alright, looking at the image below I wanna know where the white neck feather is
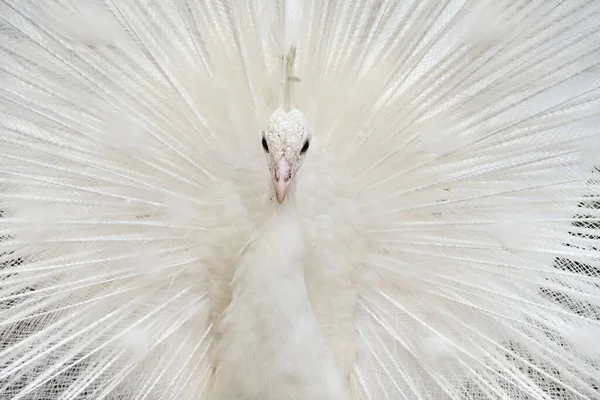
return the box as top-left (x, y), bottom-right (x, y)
top-left (211, 183), bottom-right (348, 400)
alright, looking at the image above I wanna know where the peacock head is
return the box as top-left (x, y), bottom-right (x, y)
top-left (261, 107), bottom-right (311, 204)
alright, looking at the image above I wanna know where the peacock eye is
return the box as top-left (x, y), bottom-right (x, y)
top-left (262, 137), bottom-right (269, 153)
top-left (300, 139), bottom-right (309, 154)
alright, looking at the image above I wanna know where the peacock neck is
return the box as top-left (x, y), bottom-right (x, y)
top-left (215, 180), bottom-right (348, 399)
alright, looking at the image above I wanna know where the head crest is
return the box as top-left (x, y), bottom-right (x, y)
top-left (284, 45), bottom-right (300, 112)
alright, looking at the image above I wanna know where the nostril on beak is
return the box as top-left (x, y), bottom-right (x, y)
top-left (275, 157), bottom-right (292, 182)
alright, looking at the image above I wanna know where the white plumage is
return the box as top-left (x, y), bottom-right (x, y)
top-left (0, 1), bottom-right (599, 399)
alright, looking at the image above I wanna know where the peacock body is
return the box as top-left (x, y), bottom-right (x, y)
top-left (0, 1), bottom-right (599, 399)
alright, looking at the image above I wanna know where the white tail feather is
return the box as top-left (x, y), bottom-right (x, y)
top-left (1, 1), bottom-right (599, 400)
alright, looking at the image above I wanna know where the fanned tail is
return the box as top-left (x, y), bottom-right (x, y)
top-left (0, 1), bottom-right (599, 400)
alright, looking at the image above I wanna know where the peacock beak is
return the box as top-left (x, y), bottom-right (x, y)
top-left (274, 157), bottom-right (291, 204)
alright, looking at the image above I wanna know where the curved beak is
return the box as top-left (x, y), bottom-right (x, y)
top-left (274, 157), bottom-right (292, 204)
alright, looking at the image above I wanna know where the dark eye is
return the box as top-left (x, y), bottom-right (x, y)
top-left (300, 139), bottom-right (309, 154)
top-left (262, 137), bottom-right (269, 153)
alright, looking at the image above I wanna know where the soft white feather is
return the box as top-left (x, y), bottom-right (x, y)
top-left (211, 191), bottom-right (348, 400)
top-left (0, 1), bottom-right (599, 399)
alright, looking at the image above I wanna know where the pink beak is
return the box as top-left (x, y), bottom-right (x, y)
top-left (274, 157), bottom-right (292, 204)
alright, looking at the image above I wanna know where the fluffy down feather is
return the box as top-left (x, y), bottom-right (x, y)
top-left (0, 1), bottom-right (599, 399)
